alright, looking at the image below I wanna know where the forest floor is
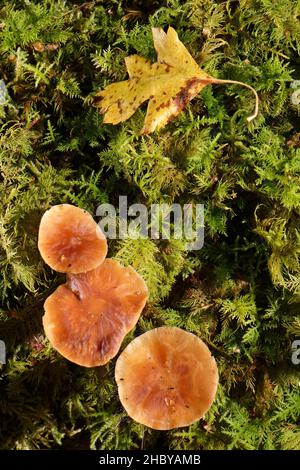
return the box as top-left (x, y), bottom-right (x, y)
top-left (0, 0), bottom-right (300, 450)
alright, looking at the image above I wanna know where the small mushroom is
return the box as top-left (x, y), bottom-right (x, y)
top-left (115, 326), bottom-right (218, 430)
top-left (38, 204), bottom-right (107, 273)
top-left (43, 259), bottom-right (148, 367)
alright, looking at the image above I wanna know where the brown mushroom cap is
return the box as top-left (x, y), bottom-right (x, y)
top-left (115, 326), bottom-right (218, 430)
top-left (43, 259), bottom-right (148, 367)
top-left (38, 204), bottom-right (107, 273)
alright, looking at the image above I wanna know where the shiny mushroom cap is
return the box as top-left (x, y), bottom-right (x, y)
top-left (115, 326), bottom-right (218, 430)
top-left (38, 204), bottom-right (107, 273)
top-left (43, 259), bottom-right (148, 367)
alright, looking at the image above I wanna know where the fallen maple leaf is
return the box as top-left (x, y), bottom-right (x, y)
top-left (95, 27), bottom-right (258, 134)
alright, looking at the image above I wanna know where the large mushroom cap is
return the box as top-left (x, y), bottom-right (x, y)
top-left (43, 259), bottom-right (148, 367)
top-left (38, 204), bottom-right (107, 273)
top-left (115, 326), bottom-right (218, 430)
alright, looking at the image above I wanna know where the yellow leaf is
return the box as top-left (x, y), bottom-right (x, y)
top-left (95, 27), bottom-right (258, 134)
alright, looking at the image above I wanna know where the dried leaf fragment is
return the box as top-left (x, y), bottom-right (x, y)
top-left (95, 27), bottom-right (258, 134)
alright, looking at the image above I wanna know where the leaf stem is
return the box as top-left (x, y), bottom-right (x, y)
top-left (211, 78), bottom-right (259, 122)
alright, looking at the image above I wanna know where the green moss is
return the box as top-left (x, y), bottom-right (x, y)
top-left (0, 0), bottom-right (299, 450)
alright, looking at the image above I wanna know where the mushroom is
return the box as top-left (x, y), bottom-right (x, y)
top-left (38, 204), bottom-right (107, 273)
top-left (115, 326), bottom-right (218, 430)
top-left (43, 259), bottom-right (148, 367)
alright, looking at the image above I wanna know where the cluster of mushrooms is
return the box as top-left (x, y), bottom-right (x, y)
top-left (38, 204), bottom-right (219, 430)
